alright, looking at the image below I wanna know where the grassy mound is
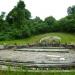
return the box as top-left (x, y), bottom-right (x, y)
top-left (0, 33), bottom-right (75, 45)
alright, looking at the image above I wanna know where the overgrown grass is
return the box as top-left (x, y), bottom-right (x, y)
top-left (0, 64), bottom-right (75, 75)
top-left (0, 70), bottom-right (75, 75)
top-left (0, 32), bottom-right (75, 45)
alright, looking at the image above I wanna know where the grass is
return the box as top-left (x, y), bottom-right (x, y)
top-left (0, 70), bottom-right (75, 75)
top-left (0, 32), bottom-right (75, 45)
top-left (0, 66), bottom-right (75, 75)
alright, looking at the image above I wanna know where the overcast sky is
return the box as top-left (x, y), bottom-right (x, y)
top-left (0, 0), bottom-right (75, 20)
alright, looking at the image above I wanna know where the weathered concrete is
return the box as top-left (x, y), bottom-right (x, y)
top-left (0, 48), bottom-right (75, 68)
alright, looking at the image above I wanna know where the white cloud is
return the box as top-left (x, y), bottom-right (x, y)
top-left (0, 0), bottom-right (75, 20)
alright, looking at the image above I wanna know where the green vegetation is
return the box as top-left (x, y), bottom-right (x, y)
top-left (0, 33), bottom-right (75, 45)
top-left (0, 70), bottom-right (75, 75)
top-left (0, 0), bottom-right (75, 40)
top-left (0, 1), bottom-right (75, 75)
top-left (0, 66), bottom-right (75, 75)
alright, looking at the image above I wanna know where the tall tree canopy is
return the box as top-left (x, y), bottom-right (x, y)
top-left (5, 0), bottom-right (32, 39)
top-left (6, 0), bottom-right (31, 28)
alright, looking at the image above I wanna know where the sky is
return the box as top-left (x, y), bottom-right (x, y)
top-left (0, 0), bottom-right (75, 20)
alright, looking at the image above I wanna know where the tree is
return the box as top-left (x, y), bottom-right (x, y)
top-left (58, 17), bottom-right (75, 33)
top-left (6, 0), bottom-right (31, 38)
top-left (0, 12), bottom-right (9, 32)
top-left (6, 0), bottom-right (31, 28)
top-left (45, 16), bottom-right (56, 25)
top-left (67, 5), bottom-right (75, 15)
top-left (44, 16), bottom-right (56, 31)
top-left (17, 0), bottom-right (25, 9)
top-left (29, 17), bottom-right (50, 34)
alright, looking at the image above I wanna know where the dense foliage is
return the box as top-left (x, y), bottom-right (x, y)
top-left (0, 0), bottom-right (75, 40)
